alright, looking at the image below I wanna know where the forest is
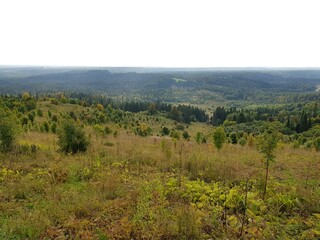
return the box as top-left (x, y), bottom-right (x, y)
top-left (0, 67), bottom-right (319, 239)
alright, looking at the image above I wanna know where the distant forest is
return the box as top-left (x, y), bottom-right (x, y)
top-left (1, 67), bottom-right (320, 105)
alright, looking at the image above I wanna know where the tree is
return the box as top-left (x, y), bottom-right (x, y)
top-left (97, 104), bottom-right (104, 111)
top-left (297, 110), bottom-right (309, 133)
top-left (25, 99), bottom-right (37, 111)
top-left (58, 120), bottom-right (89, 154)
top-left (257, 128), bottom-right (278, 198)
top-left (147, 103), bottom-right (158, 115)
top-left (213, 127), bottom-right (226, 150)
top-left (169, 106), bottom-right (182, 122)
top-left (230, 132), bottom-right (238, 144)
top-left (211, 107), bottom-right (227, 126)
top-left (0, 112), bottom-right (19, 152)
top-left (22, 92), bottom-right (31, 100)
top-left (237, 112), bottom-right (246, 124)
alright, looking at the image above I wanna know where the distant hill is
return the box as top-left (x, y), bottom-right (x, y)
top-left (1, 67), bottom-right (320, 104)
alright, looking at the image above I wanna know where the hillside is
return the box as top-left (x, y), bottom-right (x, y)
top-left (0, 93), bottom-right (319, 239)
top-left (1, 67), bottom-right (320, 106)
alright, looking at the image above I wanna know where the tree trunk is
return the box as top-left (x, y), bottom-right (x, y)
top-left (263, 159), bottom-right (269, 199)
top-left (239, 179), bottom-right (249, 238)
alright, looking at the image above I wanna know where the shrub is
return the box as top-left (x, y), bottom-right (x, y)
top-left (134, 124), bottom-right (152, 137)
top-left (238, 137), bottom-right (246, 146)
top-left (170, 131), bottom-right (180, 140)
top-left (58, 120), bottom-right (89, 154)
top-left (0, 113), bottom-right (19, 152)
top-left (213, 127), bottom-right (226, 150)
top-left (97, 103), bottom-right (104, 111)
top-left (93, 124), bottom-right (104, 135)
top-left (161, 126), bottom-right (170, 136)
top-left (176, 124), bottom-right (185, 131)
top-left (37, 109), bottom-right (43, 117)
top-left (42, 121), bottom-right (50, 133)
top-left (230, 132), bottom-right (238, 144)
top-left (195, 132), bottom-right (206, 144)
top-left (182, 131), bottom-right (190, 140)
top-left (104, 126), bottom-right (113, 135)
top-left (51, 122), bottom-right (57, 133)
top-left (313, 137), bottom-right (320, 151)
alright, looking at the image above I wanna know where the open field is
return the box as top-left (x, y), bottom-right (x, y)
top-left (1, 123), bottom-right (319, 239)
top-left (0, 89), bottom-right (319, 239)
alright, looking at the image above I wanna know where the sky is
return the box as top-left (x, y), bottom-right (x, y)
top-left (0, 0), bottom-right (320, 68)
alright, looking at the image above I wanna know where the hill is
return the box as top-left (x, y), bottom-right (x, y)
top-left (0, 93), bottom-right (319, 239)
top-left (1, 67), bottom-right (320, 106)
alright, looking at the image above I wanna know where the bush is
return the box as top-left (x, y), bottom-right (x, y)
top-left (104, 126), bottom-right (113, 135)
top-left (195, 132), bottom-right (206, 144)
top-left (182, 131), bottom-right (190, 140)
top-left (134, 124), bottom-right (152, 137)
top-left (230, 132), bottom-right (238, 144)
top-left (161, 126), bottom-right (170, 136)
top-left (176, 124), bottom-right (185, 131)
top-left (0, 113), bottom-right (19, 152)
top-left (213, 127), bottom-right (226, 150)
top-left (41, 121), bottom-right (49, 133)
top-left (314, 138), bottom-right (320, 151)
top-left (51, 122), bottom-right (57, 133)
top-left (238, 137), bottom-right (246, 146)
top-left (170, 131), bottom-right (180, 140)
top-left (58, 120), bottom-right (89, 154)
top-left (37, 109), bottom-right (43, 117)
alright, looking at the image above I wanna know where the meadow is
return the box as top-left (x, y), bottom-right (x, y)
top-left (0, 96), bottom-right (319, 239)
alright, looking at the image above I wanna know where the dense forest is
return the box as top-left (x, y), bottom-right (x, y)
top-left (1, 67), bottom-right (320, 105)
top-left (0, 68), bottom-right (319, 239)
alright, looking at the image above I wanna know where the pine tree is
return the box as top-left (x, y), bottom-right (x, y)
top-left (257, 128), bottom-right (278, 198)
top-left (213, 127), bottom-right (226, 150)
top-left (298, 110), bottom-right (309, 132)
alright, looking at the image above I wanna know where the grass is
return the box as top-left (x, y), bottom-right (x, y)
top-left (1, 129), bottom-right (320, 239)
top-left (0, 100), bottom-right (319, 239)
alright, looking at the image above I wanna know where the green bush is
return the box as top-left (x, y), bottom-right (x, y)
top-left (176, 124), bottom-right (185, 131)
top-left (238, 137), bottom-right (246, 146)
top-left (230, 132), bottom-right (238, 144)
top-left (170, 131), bottom-right (180, 140)
top-left (58, 120), bottom-right (89, 154)
top-left (0, 111), bottom-right (19, 152)
top-left (213, 127), bottom-right (226, 150)
top-left (195, 132), bottom-right (206, 144)
top-left (182, 131), bottom-right (190, 140)
top-left (161, 126), bottom-right (170, 136)
top-left (314, 138), bottom-right (320, 151)
top-left (134, 124), bottom-right (152, 137)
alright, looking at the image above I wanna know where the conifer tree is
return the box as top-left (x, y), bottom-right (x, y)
top-left (213, 127), bottom-right (226, 150)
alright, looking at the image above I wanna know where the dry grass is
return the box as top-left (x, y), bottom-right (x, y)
top-left (0, 100), bottom-right (319, 239)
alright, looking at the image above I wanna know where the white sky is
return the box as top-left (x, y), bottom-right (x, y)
top-left (0, 0), bottom-right (320, 68)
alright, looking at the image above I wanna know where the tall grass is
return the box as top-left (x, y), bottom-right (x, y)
top-left (0, 129), bottom-right (319, 239)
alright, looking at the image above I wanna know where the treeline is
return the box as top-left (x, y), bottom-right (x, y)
top-left (0, 93), bottom-right (208, 124)
top-left (66, 93), bottom-right (208, 123)
top-left (211, 103), bottom-right (320, 133)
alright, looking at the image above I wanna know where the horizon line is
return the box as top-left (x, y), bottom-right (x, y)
top-left (1, 64), bottom-right (320, 70)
